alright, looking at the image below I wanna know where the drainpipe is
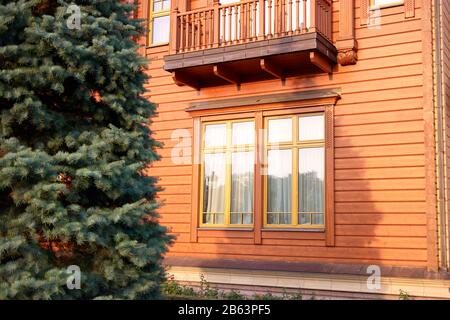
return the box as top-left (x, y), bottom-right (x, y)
top-left (433, 0), bottom-right (448, 271)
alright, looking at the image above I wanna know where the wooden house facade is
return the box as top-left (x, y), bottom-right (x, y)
top-left (136, 0), bottom-right (450, 299)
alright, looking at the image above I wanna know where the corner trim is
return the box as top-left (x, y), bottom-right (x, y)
top-left (423, 0), bottom-right (439, 272)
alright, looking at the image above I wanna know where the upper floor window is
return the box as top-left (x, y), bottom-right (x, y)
top-left (149, 0), bottom-right (171, 45)
top-left (371, 0), bottom-right (404, 8)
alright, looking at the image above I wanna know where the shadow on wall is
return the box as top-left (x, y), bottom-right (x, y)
top-left (150, 57), bottom-right (428, 298)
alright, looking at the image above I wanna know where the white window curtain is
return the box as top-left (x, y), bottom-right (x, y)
top-left (298, 147), bottom-right (324, 225)
top-left (203, 153), bottom-right (226, 224)
top-left (231, 151), bottom-right (254, 224)
top-left (267, 149), bottom-right (292, 224)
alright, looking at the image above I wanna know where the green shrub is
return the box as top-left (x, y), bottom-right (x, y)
top-left (199, 274), bottom-right (220, 298)
top-left (252, 293), bottom-right (283, 300)
top-left (282, 289), bottom-right (303, 300)
top-left (162, 273), bottom-right (305, 300)
top-left (162, 274), bottom-right (197, 297)
top-left (222, 290), bottom-right (246, 300)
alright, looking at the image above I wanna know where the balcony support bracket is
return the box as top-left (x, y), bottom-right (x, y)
top-left (213, 65), bottom-right (240, 87)
top-left (310, 52), bottom-right (332, 74)
top-left (173, 71), bottom-right (200, 91)
top-left (260, 58), bottom-right (285, 81)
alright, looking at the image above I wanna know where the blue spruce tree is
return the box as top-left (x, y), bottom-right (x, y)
top-left (0, 0), bottom-right (171, 299)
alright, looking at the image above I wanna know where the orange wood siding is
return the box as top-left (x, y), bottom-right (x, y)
top-left (144, 0), bottom-right (431, 267)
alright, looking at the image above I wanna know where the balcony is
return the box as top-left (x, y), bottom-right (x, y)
top-left (163, 0), bottom-right (336, 89)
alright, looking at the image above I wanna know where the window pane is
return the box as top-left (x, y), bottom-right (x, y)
top-left (231, 152), bottom-right (254, 224)
top-left (204, 123), bottom-right (227, 148)
top-left (232, 121), bottom-right (254, 145)
top-left (203, 153), bottom-right (226, 224)
top-left (298, 115), bottom-right (324, 141)
top-left (372, 0), bottom-right (402, 6)
top-left (268, 118), bottom-right (292, 143)
top-left (162, 0), bottom-right (171, 10)
top-left (298, 147), bottom-right (324, 225)
top-left (152, 15), bottom-right (170, 44)
top-left (153, 0), bottom-right (163, 12)
top-left (267, 149), bottom-right (292, 224)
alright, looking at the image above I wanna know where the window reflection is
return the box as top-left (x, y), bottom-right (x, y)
top-left (153, 0), bottom-right (171, 12)
top-left (232, 121), bottom-right (254, 146)
top-left (152, 15), bottom-right (170, 44)
top-left (268, 118), bottom-right (292, 143)
top-left (372, 0), bottom-right (403, 7)
top-left (298, 115), bottom-right (324, 141)
top-left (204, 123), bottom-right (227, 148)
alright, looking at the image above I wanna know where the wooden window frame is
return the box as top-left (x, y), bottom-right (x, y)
top-left (263, 113), bottom-right (325, 230)
top-left (199, 118), bottom-right (255, 229)
top-left (148, 0), bottom-right (171, 46)
top-left (361, 0), bottom-right (415, 26)
top-left (369, 0), bottom-right (404, 10)
top-left (189, 95), bottom-right (337, 246)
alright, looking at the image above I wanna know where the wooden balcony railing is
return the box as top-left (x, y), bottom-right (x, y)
top-left (169, 0), bottom-right (332, 54)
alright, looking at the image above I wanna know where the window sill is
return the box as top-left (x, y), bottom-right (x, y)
top-left (262, 228), bottom-right (325, 232)
top-left (147, 42), bottom-right (169, 49)
top-left (197, 227), bottom-right (254, 231)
